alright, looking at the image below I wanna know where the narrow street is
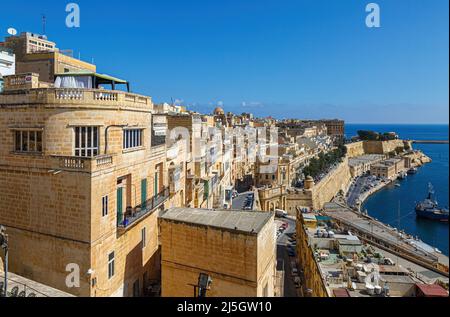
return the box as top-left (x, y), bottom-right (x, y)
top-left (231, 191), bottom-right (254, 210)
top-left (275, 217), bottom-right (301, 297)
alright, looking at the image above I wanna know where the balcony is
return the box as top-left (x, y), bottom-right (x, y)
top-left (118, 187), bottom-right (169, 230)
top-left (0, 85), bottom-right (153, 112)
top-left (51, 154), bottom-right (114, 173)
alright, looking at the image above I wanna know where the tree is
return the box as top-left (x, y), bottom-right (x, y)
top-left (357, 130), bottom-right (380, 141)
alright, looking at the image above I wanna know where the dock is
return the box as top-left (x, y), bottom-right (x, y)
top-left (412, 140), bottom-right (449, 144)
top-left (323, 202), bottom-right (449, 278)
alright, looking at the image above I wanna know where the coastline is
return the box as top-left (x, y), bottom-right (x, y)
top-left (339, 149), bottom-right (450, 268)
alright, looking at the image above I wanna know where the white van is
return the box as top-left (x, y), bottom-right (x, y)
top-left (275, 209), bottom-right (288, 218)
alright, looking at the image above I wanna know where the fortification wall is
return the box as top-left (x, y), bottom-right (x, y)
top-left (363, 140), bottom-right (408, 154)
top-left (346, 142), bottom-right (365, 158)
top-left (310, 158), bottom-right (352, 210)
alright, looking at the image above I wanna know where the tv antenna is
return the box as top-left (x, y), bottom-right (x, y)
top-left (42, 14), bottom-right (46, 35)
top-left (7, 27), bottom-right (17, 36)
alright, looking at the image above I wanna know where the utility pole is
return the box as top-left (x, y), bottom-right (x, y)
top-left (0, 226), bottom-right (8, 297)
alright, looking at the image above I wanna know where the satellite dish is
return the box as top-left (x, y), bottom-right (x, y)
top-left (7, 28), bottom-right (17, 36)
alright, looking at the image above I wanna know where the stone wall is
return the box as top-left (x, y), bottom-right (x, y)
top-left (285, 159), bottom-right (352, 212)
top-left (346, 141), bottom-right (365, 158)
top-left (159, 216), bottom-right (275, 297)
top-left (310, 158), bottom-right (352, 210)
top-left (363, 140), bottom-right (408, 155)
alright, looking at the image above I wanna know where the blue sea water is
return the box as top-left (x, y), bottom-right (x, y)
top-left (346, 124), bottom-right (449, 255)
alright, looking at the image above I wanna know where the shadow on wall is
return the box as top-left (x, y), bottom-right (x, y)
top-left (123, 243), bottom-right (161, 297)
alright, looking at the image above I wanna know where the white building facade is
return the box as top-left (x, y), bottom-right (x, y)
top-left (0, 47), bottom-right (16, 92)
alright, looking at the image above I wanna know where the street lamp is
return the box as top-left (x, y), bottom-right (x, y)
top-left (0, 226), bottom-right (8, 297)
top-left (190, 273), bottom-right (213, 297)
top-left (197, 273), bottom-right (213, 298)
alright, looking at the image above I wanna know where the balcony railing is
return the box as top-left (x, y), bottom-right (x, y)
top-left (0, 87), bottom-right (153, 111)
top-left (118, 187), bottom-right (169, 230)
top-left (51, 154), bottom-right (114, 172)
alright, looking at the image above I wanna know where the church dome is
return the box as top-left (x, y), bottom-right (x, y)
top-left (213, 107), bottom-right (225, 115)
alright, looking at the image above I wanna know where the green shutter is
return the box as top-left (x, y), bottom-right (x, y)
top-left (117, 187), bottom-right (123, 225)
top-left (141, 179), bottom-right (148, 208)
top-left (203, 180), bottom-right (209, 200)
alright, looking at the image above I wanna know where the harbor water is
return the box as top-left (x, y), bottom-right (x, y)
top-left (346, 124), bottom-right (449, 255)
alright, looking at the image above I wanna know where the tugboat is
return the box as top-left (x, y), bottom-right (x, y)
top-left (415, 183), bottom-right (449, 222)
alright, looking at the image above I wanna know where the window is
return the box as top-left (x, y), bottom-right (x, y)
top-left (14, 130), bottom-right (43, 153)
top-left (108, 252), bottom-right (115, 279)
top-left (141, 227), bottom-right (147, 249)
top-left (74, 127), bottom-right (99, 157)
top-left (102, 196), bottom-right (109, 217)
top-left (123, 129), bottom-right (143, 150)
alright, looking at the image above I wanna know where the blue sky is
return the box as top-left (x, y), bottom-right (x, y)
top-left (1, 0), bottom-right (449, 123)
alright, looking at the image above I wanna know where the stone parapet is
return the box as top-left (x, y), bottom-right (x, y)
top-left (0, 87), bottom-right (153, 112)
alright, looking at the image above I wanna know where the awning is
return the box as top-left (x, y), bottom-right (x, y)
top-left (54, 72), bottom-right (130, 91)
top-left (55, 72), bottom-right (128, 84)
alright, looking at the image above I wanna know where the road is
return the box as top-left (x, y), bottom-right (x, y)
top-left (347, 175), bottom-right (384, 209)
top-left (347, 176), bottom-right (368, 208)
top-left (275, 217), bottom-right (300, 297)
top-left (231, 191), bottom-right (254, 210)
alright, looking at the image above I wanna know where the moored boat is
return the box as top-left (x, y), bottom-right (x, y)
top-left (415, 183), bottom-right (449, 222)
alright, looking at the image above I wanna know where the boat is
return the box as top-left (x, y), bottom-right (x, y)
top-left (398, 171), bottom-right (407, 180)
top-left (395, 184), bottom-right (401, 188)
top-left (415, 183), bottom-right (449, 222)
top-left (407, 167), bottom-right (418, 175)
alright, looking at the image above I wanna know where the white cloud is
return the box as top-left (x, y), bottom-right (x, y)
top-left (241, 101), bottom-right (264, 108)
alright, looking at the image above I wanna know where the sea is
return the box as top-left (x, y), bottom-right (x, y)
top-left (346, 124), bottom-right (449, 255)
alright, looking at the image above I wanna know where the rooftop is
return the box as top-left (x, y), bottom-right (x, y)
top-left (160, 207), bottom-right (273, 234)
top-left (0, 271), bottom-right (74, 297)
top-left (416, 283), bottom-right (448, 297)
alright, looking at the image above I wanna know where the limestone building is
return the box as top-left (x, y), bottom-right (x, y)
top-left (3, 32), bottom-right (96, 83)
top-left (0, 72), bottom-right (168, 297)
top-left (159, 208), bottom-right (276, 297)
